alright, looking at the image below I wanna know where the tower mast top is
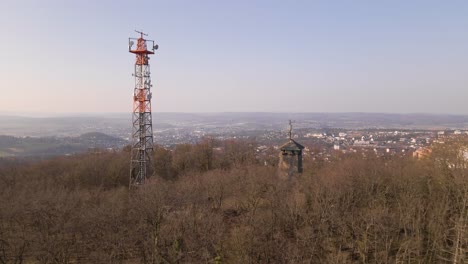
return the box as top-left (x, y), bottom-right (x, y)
top-left (135, 30), bottom-right (148, 38)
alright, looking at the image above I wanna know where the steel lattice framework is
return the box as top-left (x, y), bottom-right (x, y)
top-left (128, 31), bottom-right (158, 188)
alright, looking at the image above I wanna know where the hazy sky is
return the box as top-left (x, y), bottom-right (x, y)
top-left (1, 0), bottom-right (468, 114)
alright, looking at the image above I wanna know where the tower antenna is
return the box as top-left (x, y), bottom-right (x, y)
top-left (128, 31), bottom-right (158, 188)
top-left (135, 30), bottom-right (148, 37)
top-left (288, 120), bottom-right (293, 140)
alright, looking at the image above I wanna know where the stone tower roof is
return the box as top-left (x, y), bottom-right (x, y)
top-left (280, 139), bottom-right (305, 151)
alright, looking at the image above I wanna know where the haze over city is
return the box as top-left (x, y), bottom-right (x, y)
top-left (1, 0), bottom-right (468, 114)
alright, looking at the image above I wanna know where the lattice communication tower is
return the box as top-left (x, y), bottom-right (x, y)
top-left (128, 31), bottom-right (158, 188)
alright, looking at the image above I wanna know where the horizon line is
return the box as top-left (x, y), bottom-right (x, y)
top-left (1, 111), bottom-right (468, 118)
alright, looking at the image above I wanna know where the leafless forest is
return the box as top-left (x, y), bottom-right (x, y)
top-left (0, 138), bottom-right (467, 263)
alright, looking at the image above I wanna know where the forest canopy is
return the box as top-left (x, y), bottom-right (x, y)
top-left (0, 138), bottom-right (467, 263)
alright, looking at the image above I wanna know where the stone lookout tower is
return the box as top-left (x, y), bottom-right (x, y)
top-left (278, 120), bottom-right (304, 180)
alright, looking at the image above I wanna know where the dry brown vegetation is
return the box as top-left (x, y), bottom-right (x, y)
top-left (0, 138), bottom-right (467, 263)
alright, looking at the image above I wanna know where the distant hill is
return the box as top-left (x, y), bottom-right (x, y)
top-left (1, 112), bottom-right (468, 138)
top-left (0, 133), bottom-right (127, 158)
top-left (79, 132), bottom-right (122, 141)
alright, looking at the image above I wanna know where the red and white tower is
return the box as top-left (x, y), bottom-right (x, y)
top-left (128, 31), bottom-right (158, 188)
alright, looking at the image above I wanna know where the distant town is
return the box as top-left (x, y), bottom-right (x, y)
top-left (0, 112), bottom-right (467, 159)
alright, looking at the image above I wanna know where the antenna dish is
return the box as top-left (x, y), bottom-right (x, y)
top-left (129, 41), bottom-right (134, 47)
top-left (153, 44), bottom-right (159, 50)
